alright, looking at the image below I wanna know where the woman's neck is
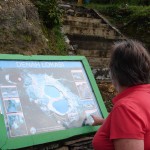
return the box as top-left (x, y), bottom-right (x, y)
top-left (117, 86), bottom-right (127, 94)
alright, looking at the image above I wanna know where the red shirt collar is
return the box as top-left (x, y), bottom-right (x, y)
top-left (112, 84), bottom-right (150, 105)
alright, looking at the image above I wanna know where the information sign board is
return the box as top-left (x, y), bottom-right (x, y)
top-left (0, 54), bottom-right (108, 149)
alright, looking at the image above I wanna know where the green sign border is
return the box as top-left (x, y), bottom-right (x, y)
top-left (0, 54), bottom-right (108, 149)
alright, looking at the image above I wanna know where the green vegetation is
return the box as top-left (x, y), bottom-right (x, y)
top-left (41, 25), bottom-right (68, 55)
top-left (90, 0), bottom-right (149, 5)
top-left (86, 3), bottom-right (150, 49)
top-left (86, 4), bottom-right (150, 25)
top-left (35, 0), bottom-right (62, 28)
top-left (32, 0), bottom-right (68, 55)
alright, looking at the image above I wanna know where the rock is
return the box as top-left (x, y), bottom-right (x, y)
top-left (0, 0), bottom-right (52, 55)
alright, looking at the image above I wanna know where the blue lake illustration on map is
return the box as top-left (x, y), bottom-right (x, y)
top-left (22, 73), bottom-right (83, 128)
top-left (45, 86), bottom-right (69, 114)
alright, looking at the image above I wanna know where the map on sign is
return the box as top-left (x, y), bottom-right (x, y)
top-left (0, 60), bottom-right (102, 138)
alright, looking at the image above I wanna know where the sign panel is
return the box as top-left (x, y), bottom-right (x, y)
top-left (0, 54), bottom-right (108, 149)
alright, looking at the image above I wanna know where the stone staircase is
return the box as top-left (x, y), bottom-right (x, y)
top-left (60, 4), bottom-right (126, 81)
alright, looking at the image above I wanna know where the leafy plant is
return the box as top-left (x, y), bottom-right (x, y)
top-left (31, 0), bottom-right (67, 55)
top-left (41, 25), bottom-right (67, 55)
top-left (88, 0), bottom-right (149, 5)
top-left (35, 0), bottom-right (63, 28)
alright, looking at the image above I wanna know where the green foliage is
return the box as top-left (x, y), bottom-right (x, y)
top-left (52, 27), bottom-right (68, 55)
top-left (86, 4), bottom-right (150, 24)
top-left (41, 25), bottom-right (67, 55)
top-left (128, 6), bottom-right (150, 20)
top-left (31, 0), bottom-right (67, 55)
top-left (23, 34), bottom-right (32, 42)
top-left (86, 3), bottom-right (150, 49)
top-left (90, 0), bottom-right (149, 5)
top-left (35, 0), bottom-right (62, 28)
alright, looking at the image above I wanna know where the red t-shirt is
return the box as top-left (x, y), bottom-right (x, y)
top-left (92, 84), bottom-right (150, 150)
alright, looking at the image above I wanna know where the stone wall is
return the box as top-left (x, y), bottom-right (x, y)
top-left (0, 0), bottom-right (52, 55)
top-left (61, 4), bottom-right (125, 81)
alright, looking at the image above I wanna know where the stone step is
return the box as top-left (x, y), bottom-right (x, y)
top-left (63, 19), bottom-right (108, 28)
top-left (64, 136), bottom-right (93, 150)
top-left (63, 16), bottom-right (103, 24)
top-left (68, 34), bottom-right (115, 41)
top-left (76, 49), bottom-right (111, 58)
top-left (62, 25), bottom-right (122, 39)
top-left (63, 16), bottom-right (108, 29)
top-left (70, 39), bottom-right (112, 50)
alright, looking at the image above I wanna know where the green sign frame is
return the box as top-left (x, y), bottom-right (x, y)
top-left (0, 54), bottom-right (108, 149)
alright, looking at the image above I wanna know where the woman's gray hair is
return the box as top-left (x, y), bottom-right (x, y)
top-left (109, 40), bottom-right (150, 87)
